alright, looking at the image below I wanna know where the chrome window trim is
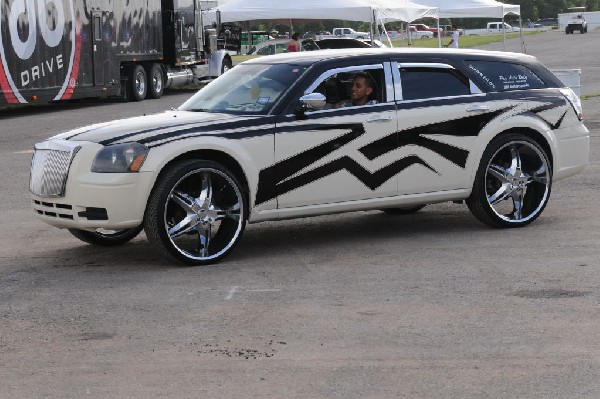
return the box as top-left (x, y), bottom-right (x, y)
top-left (383, 62), bottom-right (394, 103)
top-left (397, 93), bottom-right (488, 105)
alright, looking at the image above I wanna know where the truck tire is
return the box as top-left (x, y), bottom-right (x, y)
top-left (145, 63), bottom-right (164, 99)
top-left (128, 65), bottom-right (147, 102)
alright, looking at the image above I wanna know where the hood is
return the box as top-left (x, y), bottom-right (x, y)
top-left (51, 111), bottom-right (270, 146)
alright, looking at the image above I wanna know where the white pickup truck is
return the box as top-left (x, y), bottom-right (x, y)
top-left (330, 28), bottom-right (370, 39)
top-left (464, 22), bottom-right (520, 36)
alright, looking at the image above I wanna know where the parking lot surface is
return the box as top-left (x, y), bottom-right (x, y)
top-left (1, 29), bottom-right (599, 398)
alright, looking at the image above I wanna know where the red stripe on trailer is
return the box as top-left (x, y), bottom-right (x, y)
top-left (61, 15), bottom-right (82, 100)
top-left (0, 55), bottom-right (18, 104)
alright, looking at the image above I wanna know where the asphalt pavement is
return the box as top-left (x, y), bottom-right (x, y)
top-left (0, 29), bottom-right (599, 398)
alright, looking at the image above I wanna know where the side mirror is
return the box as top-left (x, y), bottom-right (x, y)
top-left (299, 93), bottom-right (326, 110)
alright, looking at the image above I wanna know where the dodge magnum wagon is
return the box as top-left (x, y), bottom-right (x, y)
top-left (29, 49), bottom-right (589, 265)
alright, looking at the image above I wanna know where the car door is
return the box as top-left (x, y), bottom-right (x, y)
top-left (390, 61), bottom-right (500, 195)
top-left (271, 61), bottom-right (398, 209)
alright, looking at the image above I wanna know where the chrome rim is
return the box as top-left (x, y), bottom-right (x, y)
top-left (164, 168), bottom-right (244, 261)
top-left (485, 141), bottom-right (550, 223)
top-left (136, 71), bottom-right (146, 96)
top-left (152, 70), bottom-right (162, 93)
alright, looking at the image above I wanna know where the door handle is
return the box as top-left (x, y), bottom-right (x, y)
top-left (466, 105), bottom-right (490, 112)
top-left (366, 115), bottom-right (392, 123)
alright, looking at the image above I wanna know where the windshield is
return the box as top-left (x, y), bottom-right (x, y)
top-left (180, 63), bottom-right (309, 114)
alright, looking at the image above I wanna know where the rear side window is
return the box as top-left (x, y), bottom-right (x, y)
top-left (399, 67), bottom-right (470, 100)
top-left (466, 61), bottom-right (546, 92)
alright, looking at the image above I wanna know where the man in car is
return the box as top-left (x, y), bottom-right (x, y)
top-left (336, 73), bottom-right (378, 107)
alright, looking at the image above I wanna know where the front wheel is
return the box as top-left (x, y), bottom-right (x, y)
top-left (68, 226), bottom-right (143, 246)
top-left (466, 134), bottom-right (552, 228)
top-left (144, 160), bottom-right (247, 266)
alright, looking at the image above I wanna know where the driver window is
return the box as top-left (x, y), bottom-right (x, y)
top-left (310, 66), bottom-right (387, 108)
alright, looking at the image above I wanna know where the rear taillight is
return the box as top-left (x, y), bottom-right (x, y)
top-left (559, 87), bottom-right (583, 121)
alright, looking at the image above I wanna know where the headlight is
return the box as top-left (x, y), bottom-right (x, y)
top-left (91, 143), bottom-right (149, 173)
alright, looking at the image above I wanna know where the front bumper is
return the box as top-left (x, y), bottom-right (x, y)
top-left (30, 141), bottom-right (156, 231)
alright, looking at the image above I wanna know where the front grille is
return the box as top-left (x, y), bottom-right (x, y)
top-left (29, 141), bottom-right (80, 197)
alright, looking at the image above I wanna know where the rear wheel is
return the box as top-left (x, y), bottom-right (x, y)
top-left (466, 134), bottom-right (551, 228)
top-left (145, 63), bottom-right (164, 99)
top-left (68, 226), bottom-right (143, 246)
top-left (144, 160), bottom-right (247, 266)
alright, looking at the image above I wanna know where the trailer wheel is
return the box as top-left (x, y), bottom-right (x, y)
top-left (128, 65), bottom-right (147, 101)
top-left (145, 63), bottom-right (164, 99)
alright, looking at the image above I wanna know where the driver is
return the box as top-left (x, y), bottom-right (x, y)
top-left (335, 73), bottom-right (378, 108)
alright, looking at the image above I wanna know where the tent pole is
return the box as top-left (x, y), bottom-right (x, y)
top-left (436, 17), bottom-right (441, 48)
top-left (502, 8), bottom-right (506, 51)
top-left (371, 10), bottom-right (375, 43)
top-left (519, 15), bottom-right (525, 53)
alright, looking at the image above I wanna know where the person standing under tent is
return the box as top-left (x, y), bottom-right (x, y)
top-left (444, 25), bottom-right (459, 48)
top-left (288, 33), bottom-right (301, 52)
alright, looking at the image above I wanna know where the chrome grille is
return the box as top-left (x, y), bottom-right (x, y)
top-left (29, 141), bottom-right (80, 197)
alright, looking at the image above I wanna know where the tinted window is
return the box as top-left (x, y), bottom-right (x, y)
top-left (466, 61), bottom-right (546, 92)
top-left (400, 67), bottom-right (470, 100)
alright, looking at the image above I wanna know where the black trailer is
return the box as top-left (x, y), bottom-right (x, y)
top-left (0, 0), bottom-right (231, 105)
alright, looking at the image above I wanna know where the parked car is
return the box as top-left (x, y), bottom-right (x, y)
top-left (314, 38), bottom-right (372, 49)
top-left (302, 31), bottom-right (331, 39)
top-left (29, 49), bottom-right (589, 265)
top-left (246, 38), bottom-right (319, 55)
top-left (536, 18), bottom-right (558, 27)
top-left (400, 26), bottom-right (434, 39)
top-left (358, 39), bottom-right (388, 48)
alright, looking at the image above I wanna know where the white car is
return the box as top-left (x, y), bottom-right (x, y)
top-left (30, 49), bottom-right (589, 265)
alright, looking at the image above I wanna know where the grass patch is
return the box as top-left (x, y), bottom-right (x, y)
top-left (580, 93), bottom-right (600, 100)
top-left (391, 31), bottom-right (542, 48)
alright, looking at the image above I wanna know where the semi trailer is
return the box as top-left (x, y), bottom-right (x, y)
top-left (0, 0), bottom-right (231, 105)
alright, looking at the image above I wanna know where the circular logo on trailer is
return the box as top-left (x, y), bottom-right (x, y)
top-left (0, 0), bottom-right (77, 103)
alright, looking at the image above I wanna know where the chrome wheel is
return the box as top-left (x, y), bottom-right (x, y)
top-left (146, 63), bottom-right (164, 99)
top-left (128, 65), bottom-right (147, 101)
top-left (467, 134), bottom-right (551, 228)
top-left (145, 161), bottom-right (246, 265)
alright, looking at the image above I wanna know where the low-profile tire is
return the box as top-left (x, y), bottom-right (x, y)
top-left (144, 160), bottom-right (247, 266)
top-left (382, 205), bottom-right (426, 215)
top-left (68, 226), bottom-right (143, 246)
top-left (466, 134), bottom-right (552, 228)
top-left (221, 57), bottom-right (232, 75)
top-left (145, 63), bottom-right (164, 99)
top-left (128, 64), bottom-right (147, 101)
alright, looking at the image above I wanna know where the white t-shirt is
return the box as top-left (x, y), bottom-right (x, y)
top-left (450, 31), bottom-right (459, 48)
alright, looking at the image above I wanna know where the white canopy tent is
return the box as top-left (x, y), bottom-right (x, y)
top-left (206, 0), bottom-right (438, 24)
top-left (415, 0), bottom-right (519, 18)
top-left (415, 0), bottom-right (522, 50)
top-left (204, 0), bottom-right (438, 47)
